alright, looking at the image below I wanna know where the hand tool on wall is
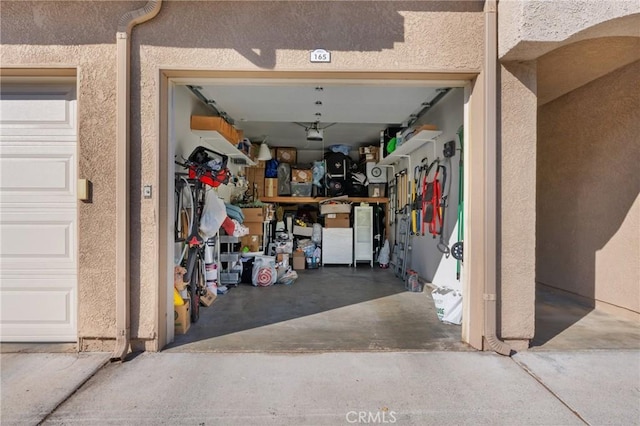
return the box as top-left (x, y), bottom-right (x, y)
top-left (411, 165), bottom-right (420, 235)
top-left (436, 156), bottom-right (451, 255)
top-left (451, 126), bottom-right (465, 279)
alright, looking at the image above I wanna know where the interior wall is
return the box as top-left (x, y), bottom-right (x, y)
top-left (173, 85), bottom-right (245, 203)
top-left (401, 88), bottom-right (464, 291)
top-left (537, 59), bottom-right (640, 315)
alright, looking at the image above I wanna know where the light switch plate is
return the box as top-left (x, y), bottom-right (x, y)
top-left (143, 185), bottom-right (153, 199)
top-left (78, 179), bottom-right (90, 201)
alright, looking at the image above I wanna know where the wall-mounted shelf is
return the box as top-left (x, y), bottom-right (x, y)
top-left (192, 130), bottom-right (256, 166)
top-left (377, 129), bottom-right (442, 165)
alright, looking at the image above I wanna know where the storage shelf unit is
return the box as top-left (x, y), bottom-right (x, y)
top-left (378, 129), bottom-right (442, 165)
top-left (219, 234), bottom-right (241, 286)
top-left (192, 130), bottom-right (256, 166)
top-left (260, 196), bottom-right (388, 204)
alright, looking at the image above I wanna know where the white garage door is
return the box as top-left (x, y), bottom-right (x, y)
top-left (0, 82), bottom-right (78, 342)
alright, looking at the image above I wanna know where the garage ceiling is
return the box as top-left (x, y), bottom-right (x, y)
top-left (188, 82), bottom-right (448, 149)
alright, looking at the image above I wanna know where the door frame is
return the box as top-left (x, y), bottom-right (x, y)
top-left (156, 70), bottom-right (486, 351)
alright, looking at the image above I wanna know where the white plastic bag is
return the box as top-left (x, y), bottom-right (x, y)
top-left (378, 239), bottom-right (390, 266)
top-left (431, 287), bottom-right (463, 325)
top-left (199, 189), bottom-right (227, 239)
top-left (252, 256), bottom-right (277, 287)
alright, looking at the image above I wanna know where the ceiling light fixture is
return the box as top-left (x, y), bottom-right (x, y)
top-left (257, 139), bottom-right (272, 161)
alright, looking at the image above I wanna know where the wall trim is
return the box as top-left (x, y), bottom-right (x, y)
top-left (156, 69), bottom-right (485, 351)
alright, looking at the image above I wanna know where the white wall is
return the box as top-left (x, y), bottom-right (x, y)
top-left (401, 89), bottom-right (464, 291)
top-left (173, 85), bottom-right (246, 202)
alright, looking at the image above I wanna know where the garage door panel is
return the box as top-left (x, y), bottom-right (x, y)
top-left (0, 278), bottom-right (76, 341)
top-left (0, 146), bottom-right (76, 204)
top-left (0, 82), bottom-right (77, 342)
top-left (0, 213), bottom-right (75, 270)
top-left (0, 87), bottom-right (76, 137)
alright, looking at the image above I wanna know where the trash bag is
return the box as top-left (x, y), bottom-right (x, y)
top-left (252, 256), bottom-right (277, 287)
top-left (199, 189), bottom-right (226, 239)
top-left (312, 161), bottom-right (325, 187)
top-left (277, 268), bottom-right (298, 285)
top-left (431, 287), bottom-right (463, 325)
top-left (378, 239), bottom-right (390, 267)
top-left (311, 223), bottom-right (322, 244)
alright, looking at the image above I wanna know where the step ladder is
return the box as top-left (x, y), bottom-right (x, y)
top-left (393, 212), bottom-right (411, 281)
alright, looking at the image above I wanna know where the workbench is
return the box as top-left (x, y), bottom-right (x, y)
top-left (259, 196), bottom-right (390, 241)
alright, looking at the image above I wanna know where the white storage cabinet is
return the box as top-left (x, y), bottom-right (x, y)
top-left (354, 206), bottom-right (373, 267)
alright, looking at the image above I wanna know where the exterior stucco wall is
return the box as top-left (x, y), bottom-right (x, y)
top-left (499, 0), bottom-right (640, 61)
top-left (537, 60), bottom-right (640, 315)
top-left (2, 1), bottom-right (487, 349)
top-left (1, 1), bottom-right (140, 348)
top-left (498, 61), bottom-right (537, 342)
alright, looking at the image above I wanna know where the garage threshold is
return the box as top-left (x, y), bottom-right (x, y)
top-left (164, 267), bottom-right (470, 353)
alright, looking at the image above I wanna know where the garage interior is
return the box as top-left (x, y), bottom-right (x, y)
top-left (167, 79), bottom-right (468, 351)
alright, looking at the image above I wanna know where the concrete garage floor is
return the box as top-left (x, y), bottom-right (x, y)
top-left (165, 266), bottom-right (469, 352)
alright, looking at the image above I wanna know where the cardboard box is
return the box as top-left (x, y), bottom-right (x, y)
top-left (325, 213), bottom-right (350, 228)
top-left (265, 178), bottom-right (278, 197)
top-left (241, 235), bottom-right (262, 252)
top-left (246, 167), bottom-right (265, 198)
top-left (174, 298), bottom-right (191, 334)
top-left (292, 168), bottom-right (312, 183)
top-left (200, 288), bottom-right (217, 307)
top-left (242, 207), bottom-right (264, 223)
top-left (190, 115), bottom-right (239, 144)
top-left (319, 203), bottom-right (352, 214)
top-left (368, 183), bottom-right (386, 198)
top-left (359, 146), bottom-right (380, 162)
top-left (414, 124), bottom-right (438, 132)
top-left (276, 147), bottom-right (297, 164)
top-left (292, 251), bottom-right (305, 270)
top-left (245, 221), bottom-right (264, 236)
top-left (293, 225), bottom-right (314, 237)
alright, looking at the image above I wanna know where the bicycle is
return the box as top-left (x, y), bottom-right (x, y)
top-left (175, 146), bottom-right (230, 323)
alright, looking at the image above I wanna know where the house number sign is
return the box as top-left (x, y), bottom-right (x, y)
top-left (310, 49), bottom-right (331, 63)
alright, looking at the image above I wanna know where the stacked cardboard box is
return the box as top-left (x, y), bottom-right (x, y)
top-left (190, 115), bottom-right (240, 144)
top-left (292, 251), bottom-right (305, 270)
top-left (291, 168), bottom-right (312, 183)
top-left (242, 207), bottom-right (264, 251)
top-left (325, 213), bottom-right (350, 228)
top-left (359, 145), bottom-right (380, 162)
top-left (276, 147), bottom-right (297, 164)
top-left (246, 167), bottom-right (266, 198)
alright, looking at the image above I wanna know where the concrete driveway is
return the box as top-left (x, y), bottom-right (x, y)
top-left (2, 350), bottom-right (638, 425)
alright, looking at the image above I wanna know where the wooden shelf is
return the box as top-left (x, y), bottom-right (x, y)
top-left (259, 196), bottom-right (389, 204)
top-left (192, 130), bottom-right (255, 166)
top-left (378, 129), bottom-right (442, 165)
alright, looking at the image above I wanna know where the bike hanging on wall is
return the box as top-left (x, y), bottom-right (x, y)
top-left (175, 146), bottom-right (230, 323)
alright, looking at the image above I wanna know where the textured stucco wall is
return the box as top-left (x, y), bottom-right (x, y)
top-left (1, 1), bottom-right (486, 349)
top-left (537, 36), bottom-right (640, 106)
top-left (1, 1), bottom-right (141, 346)
top-left (537, 60), bottom-right (640, 314)
top-left (499, 0), bottom-right (640, 60)
top-left (499, 61), bottom-right (537, 341)
top-left (131, 1), bottom-right (486, 344)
